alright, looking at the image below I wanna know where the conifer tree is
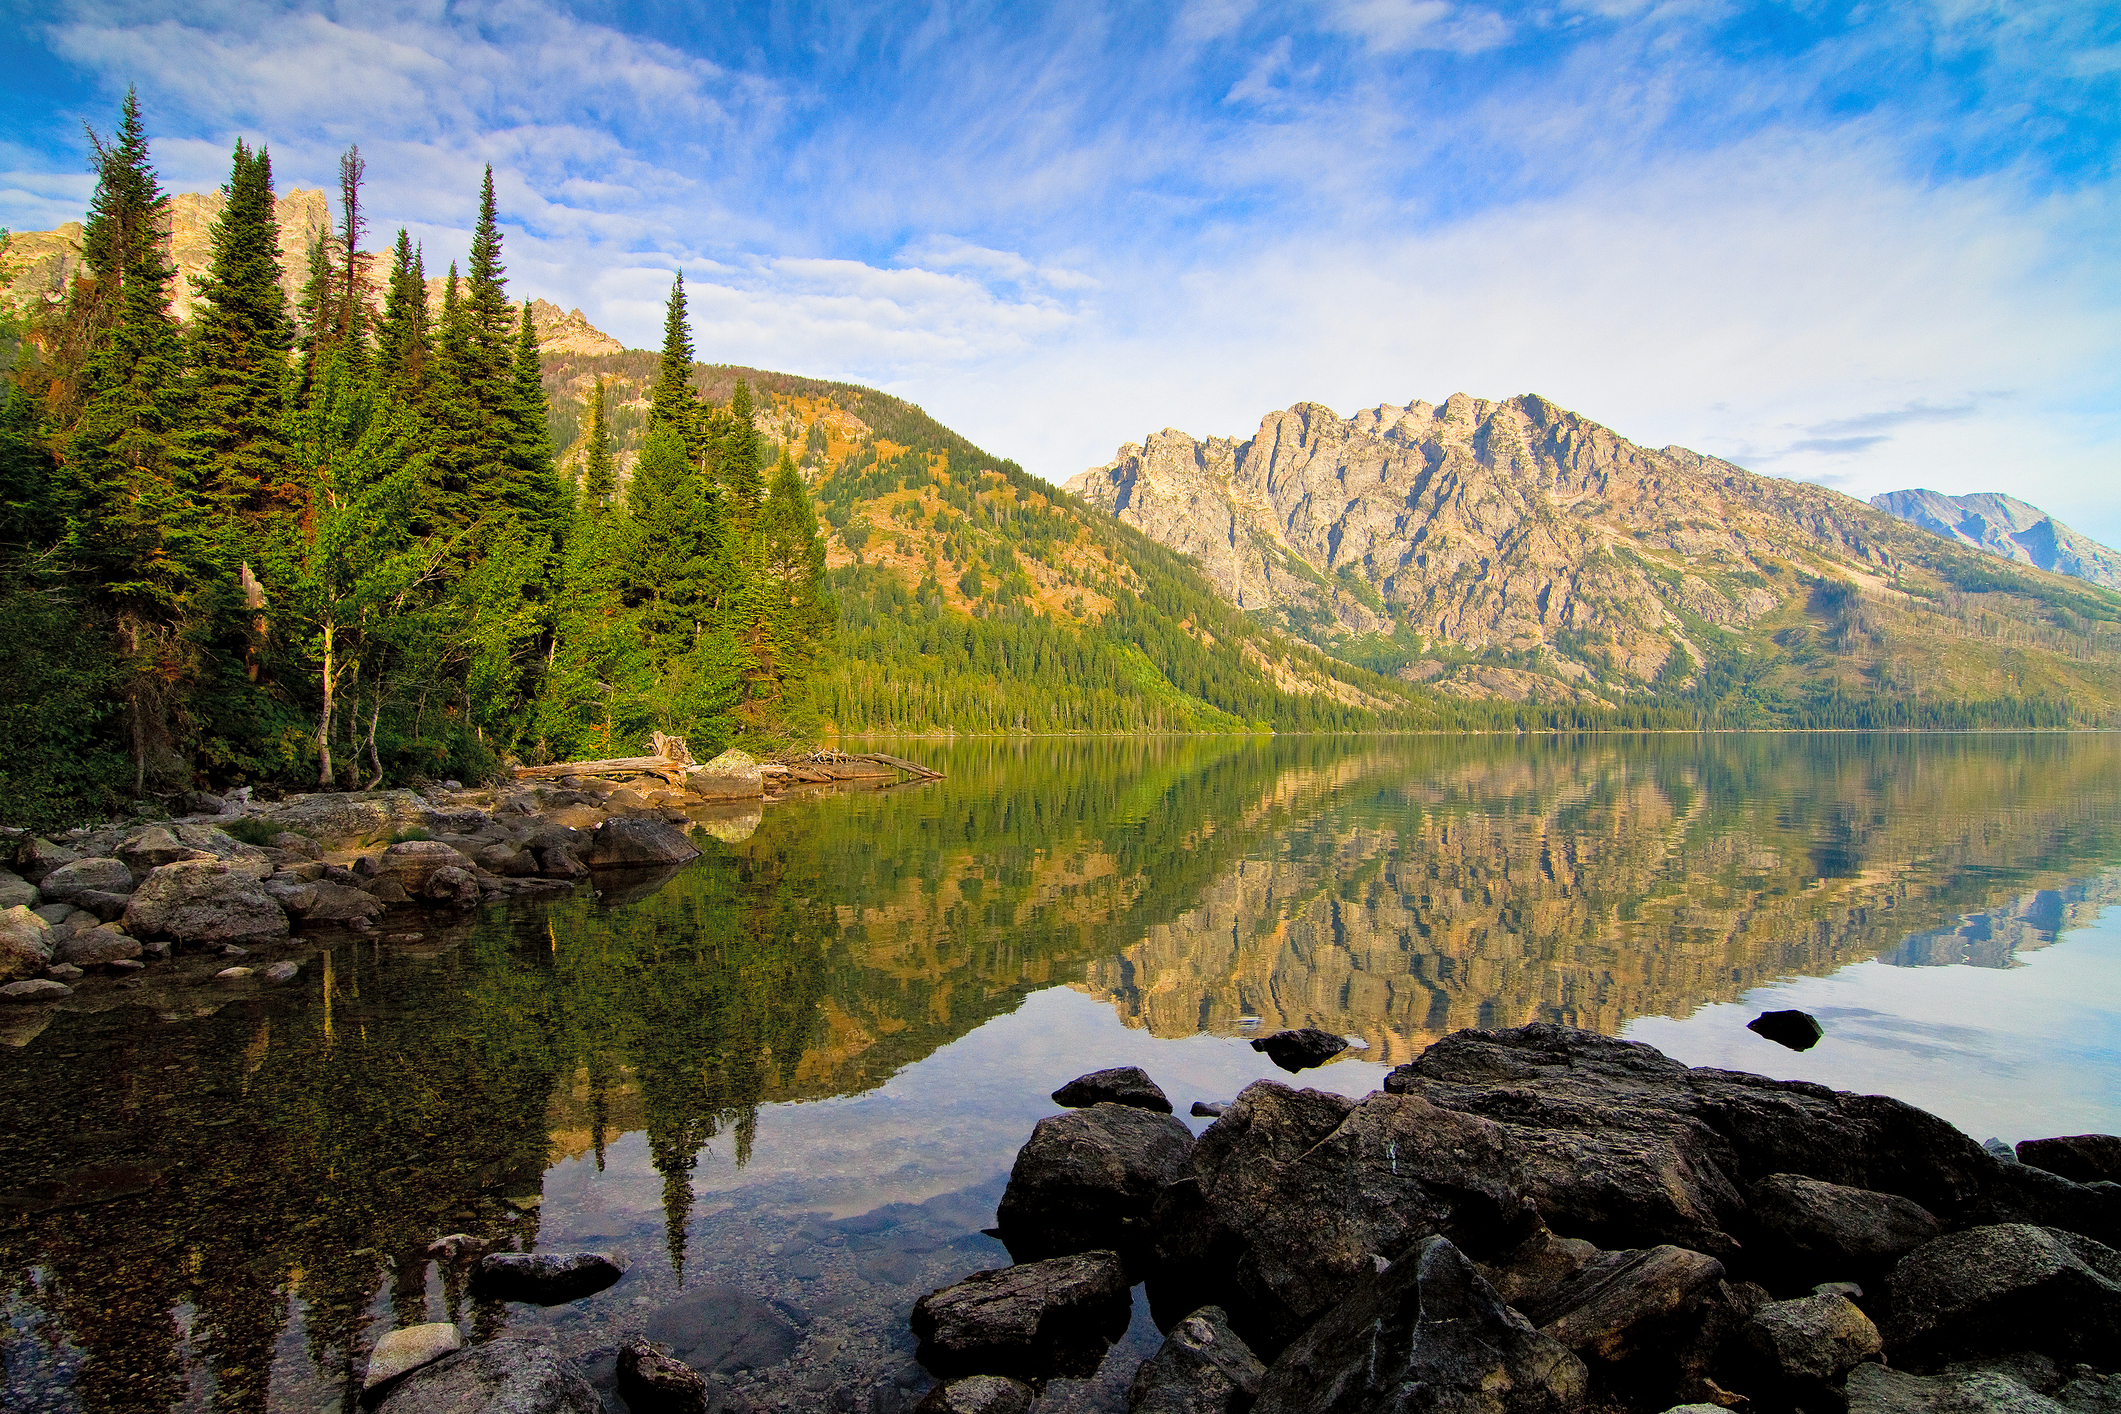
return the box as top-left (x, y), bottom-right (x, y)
top-left (464, 167), bottom-right (513, 379)
top-left (648, 273), bottom-right (698, 436)
top-left (334, 144), bottom-right (369, 362)
top-left (374, 229), bottom-right (430, 403)
top-left (293, 229), bottom-right (341, 395)
top-left (719, 378), bottom-right (764, 520)
top-left (426, 262), bottom-right (480, 522)
top-left (185, 138), bottom-right (292, 519)
top-left (622, 423), bottom-right (745, 739)
top-left (505, 299), bottom-right (564, 539)
top-left (582, 376), bottom-right (615, 511)
top-left (744, 448), bottom-right (834, 718)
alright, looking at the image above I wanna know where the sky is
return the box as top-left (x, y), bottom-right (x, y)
top-left (3, 1), bottom-right (2118, 540)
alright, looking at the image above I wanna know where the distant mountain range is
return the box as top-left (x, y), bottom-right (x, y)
top-left (1869, 489), bottom-right (2121, 591)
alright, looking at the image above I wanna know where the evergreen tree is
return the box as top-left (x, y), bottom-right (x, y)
top-left (374, 229), bottom-right (430, 404)
top-left (622, 423), bottom-right (744, 741)
top-left (425, 262), bottom-right (480, 522)
top-left (582, 376), bottom-right (615, 511)
top-left (648, 273), bottom-right (697, 437)
top-left (334, 144), bottom-right (369, 364)
top-left (719, 378), bottom-right (763, 520)
top-left (506, 299), bottom-right (564, 539)
top-left (464, 166), bottom-right (513, 379)
top-left (293, 228), bottom-right (341, 396)
top-left (185, 139), bottom-right (292, 520)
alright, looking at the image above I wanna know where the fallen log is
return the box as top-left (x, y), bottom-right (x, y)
top-left (511, 755), bottom-right (688, 786)
top-left (855, 752), bottom-right (944, 780)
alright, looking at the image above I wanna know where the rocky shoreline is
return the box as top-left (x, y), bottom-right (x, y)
top-left (0, 753), bottom-right (784, 1028)
top-left (911, 1025), bottom-right (2120, 1414)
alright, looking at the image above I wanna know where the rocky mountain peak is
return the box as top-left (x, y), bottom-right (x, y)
top-left (1870, 488), bottom-right (2121, 591)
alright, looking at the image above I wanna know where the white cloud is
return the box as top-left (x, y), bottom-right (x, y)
top-left (1322, 0), bottom-right (1513, 54)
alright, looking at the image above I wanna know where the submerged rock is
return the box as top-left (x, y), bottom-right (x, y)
top-left (1248, 1028), bottom-right (1347, 1072)
top-left (1748, 1009), bottom-right (1824, 1051)
top-left (55, 930), bottom-right (142, 967)
top-left (0, 978), bottom-right (70, 1002)
top-left (1129, 1305), bottom-right (1265, 1414)
top-left (913, 1375), bottom-right (1035, 1414)
top-left (911, 1250), bottom-right (1132, 1382)
top-left (1252, 1235), bottom-right (1587, 1414)
top-left (996, 1102), bottom-right (1194, 1264)
top-left (1051, 1065), bottom-right (1172, 1113)
top-left (370, 1337), bottom-right (601, 1414)
top-left (640, 1284), bottom-right (802, 1376)
top-left (469, 1251), bottom-right (625, 1306)
top-left (614, 1338), bottom-right (709, 1414)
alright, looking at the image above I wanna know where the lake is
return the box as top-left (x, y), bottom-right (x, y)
top-left (3, 733), bottom-right (2119, 1413)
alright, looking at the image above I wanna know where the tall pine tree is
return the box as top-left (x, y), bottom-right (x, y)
top-left (582, 376), bottom-right (615, 511)
top-left (374, 229), bottom-right (430, 404)
top-left (185, 139), bottom-right (292, 520)
top-left (648, 273), bottom-right (698, 437)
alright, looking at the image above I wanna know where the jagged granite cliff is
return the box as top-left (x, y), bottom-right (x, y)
top-left (1065, 395), bottom-right (2121, 710)
top-left (1870, 489), bottom-right (2121, 591)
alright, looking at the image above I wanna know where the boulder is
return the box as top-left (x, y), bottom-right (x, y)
top-left (534, 847), bottom-right (587, 879)
top-left (475, 844), bottom-right (538, 877)
top-left (365, 876), bottom-right (413, 905)
top-left (1745, 1173), bottom-right (1943, 1292)
top-left (1252, 1236), bottom-right (1587, 1414)
top-left (270, 832), bottom-right (323, 859)
top-left (15, 837), bottom-right (79, 883)
top-left (424, 865), bottom-right (483, 909)
top-left (614, 1338), bottom-right (709, 1414)
top-left (0, 979), bottom-right (71, 1002)
top-left (1748, 1009), bottom-right (1824, 1051)
top-left (56, 930), bottom-right (143, 967)
top-left (264, 877), bottom-right (318, 914)
top-left (691, 749), bottom-right (765, 800)
top-left (911, 1250), bottom-right (1132, 1382)
top-left (370, 1338), bottom-right (601, 1414)
top-left (1476, 1224), bottom-right (1602, 1309)
top-left (1128, 1306), bottom-right (1265, 1414)
top-left (1524, 1244), bottom-right (1727, 1363)
top-left (363, 1322), bottom-right (463, 1395)
top-left (1191, 1101), bottom-right (1228, 1118)
top-left (1249, 1028), bottom-right (1348, 1072)
top-left (1987, 1138), bottom-right (2022, 1163)
top-left (39, 857), bottom-right (134, 904)
top-left (1844, 1357), bottom-right (2073, 1414)
top-left (913, 1376), bottom-right (1035, 1414)
top-left (1742, 1293), bottom-right (1882, 1382)
top-left (2016, 1135), bottom-right (2121, 1186)
top-left (263, 961), bottom-right (300, 984)
top-left (422, 807), bottom-right (491, 835)
top-left (260, 790), bottom-right (431, 847)
top-left (1152, 1082), bottom-right (1531, 1352)
top-left (640, 1284), bottom-right (802, 1376)
top-left (1883, 1223), bottom-right (2121, 1366)
top-left (123, 860), bottom-right (290, 945)
top-left (1382, 1024), bottom-right (2054, 1263)
top-left (373, 841), bottom-right (475, 892)
top-left (0, 906), bottom-right (54, 981)
top-left (582, 818), bottom-right (700, 869)
top-left (995, 1102), bottom-right (1195, 1264)
top-left (118, 826), bottom-right (197, 879)
top-left (177, 790), bottom-right (227, 816)
top-left (469, 1251), bottom-right (625, 1305)
top-left (0, 869), bottom-right (36, 908)
top-left (302, 881), bottom-right (387, 924)
top-left (1052, 1065), bottom-right (1173, 1113)
top-left (70, 889), bottom-right (134, 922)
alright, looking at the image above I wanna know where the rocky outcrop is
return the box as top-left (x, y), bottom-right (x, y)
top-left (1871, 489), bottom-right (2121, 591)
top-left (123, 860), bottom-right (289, 946)
top-left (995, 1103), bottom-right (1194, 1264)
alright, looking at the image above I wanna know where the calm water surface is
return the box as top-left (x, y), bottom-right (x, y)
top-left (4, 734), bottom-right (2119, 1413)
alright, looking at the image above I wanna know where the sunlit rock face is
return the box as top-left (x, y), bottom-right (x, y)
top-left (1871, 488), bottom-right (2121, 591)
top-left (1066, 394), bottom-right (1916, 700)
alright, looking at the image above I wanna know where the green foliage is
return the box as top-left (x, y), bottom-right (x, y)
top-left (222, 817), bottom-right (282, 847)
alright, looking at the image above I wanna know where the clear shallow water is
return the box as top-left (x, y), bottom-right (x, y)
top-left (2, 733), bottom-right (2119, 1413)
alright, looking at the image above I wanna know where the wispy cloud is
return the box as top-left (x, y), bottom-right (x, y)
top-left (1806, 401), bottom-right (1981, 437)
top-left (1323, 0), bottom-right (1512, 54)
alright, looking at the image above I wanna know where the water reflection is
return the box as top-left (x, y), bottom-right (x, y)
top-left (1, 733), bottom-right (2117, 1413)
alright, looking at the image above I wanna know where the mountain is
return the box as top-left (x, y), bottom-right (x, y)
top-left (1870, 489), bottom-right (2121, 591)
top-left (1064, 394), bottom-right (2121, 722)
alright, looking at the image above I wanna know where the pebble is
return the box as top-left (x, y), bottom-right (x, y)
top-left (216, 966), bottom-right (254, 980)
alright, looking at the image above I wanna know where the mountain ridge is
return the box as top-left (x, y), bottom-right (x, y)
top-left (1869, 488), bottom-right (2121, 591)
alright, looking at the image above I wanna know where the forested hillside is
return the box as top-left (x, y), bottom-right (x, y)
top-left (0, 96), bottom-right (830, 830)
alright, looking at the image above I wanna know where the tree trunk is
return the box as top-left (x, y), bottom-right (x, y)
top-left (363, 689), bottom-right (384, 790)
top-left (316, 623), bottom-right (336, 788)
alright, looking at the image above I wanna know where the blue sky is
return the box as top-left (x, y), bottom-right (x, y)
top-left (4, 1), bottom-right (2118, 538)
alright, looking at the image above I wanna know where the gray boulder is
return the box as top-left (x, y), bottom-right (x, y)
top-left (374, 840), bottom-right (475, 892)
top-left (177, 790), bottom-right (227, 816)
top-left (260, 790), bottom-right (431, 847)
top-left (1128, 1306), bottom-right (1265, 1414)
top-left (123, 860), bottom-right (289, 945)
top-left (15, 837), bottom-right (79, 883)
top-left (424, 865), bottom-right (483, 909)
top-left (1743, 1293), bottom-right (1882, 1381)
top-left (118, 826), bottom-right (203, 880)
top-left (914, 1376), bottom-right (1036, 1414)
top-left (1, 978), bottom-right (71, 1002)
top-left (1053, 1065), bottom-right (1173, 1113)
top-left (1884, 1223), bottom-right (2121, 1366)
top-left (56, 929), bottom-right (142, 967)
top-left (70, 889), bottom-right (134, 922)
top-left (582, 818), bottom-right (700, 868)
top-left (302, 881), bottom-right (387, 924)
top-left (614, 1338), bottom-right (709, 1414)
top-left (0, 906), bottom-right (54, 981)
top-left (1746, 1173), bottom-right (1943, 1292)
top-left (363, 1322), bottom-right (462, 1394)
top-left (1844, 1357), bottom-right (2074, 1414)
top-left (469, 1251), bottom-right (624, 1305)
top-left (0, 869), bottom-right (36, 908)
top-left (1476, 1224), bottom-right (1602, 1310)
top-left (996, 1102), bottom-right (1195, 1264)
top-left (1253, 1235), bottom-right (1587, 1414)
top-left (2017, 1135), bottom-right (2121, 1185)
top-left (39, 857), bottom-right (133, 904)
top-left (370, 1338), bottom-right (601, 1414)
top-left (691, 748), bottom-right (765, 800)
top-left (911, 1250), bottom-right (1132, 1382)
top-left (1524, 1244), bottom-right (1727, 1364)
top-left (640, 1284), bottom-right (802, 1376)
top-left (1250, 1028), bottom-right (1348, 1072)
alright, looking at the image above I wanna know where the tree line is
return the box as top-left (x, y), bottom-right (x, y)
top-left (0, 93), bottom-right (832, 830)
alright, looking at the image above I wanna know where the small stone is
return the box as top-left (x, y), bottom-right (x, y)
top-left (106, 958), bottom-right (145, 972)
top-left (1, 979), bottom-right (71, 1001)
top-left (615, 1338), bottom-right (711, 1414)
top-left (1191, 1100), bottom-right (1228, 1118)
top-left (1747, 1009), bottom-right (1824, 1051)
top-left (216, 966), bottom-right (253, 980)
top-left (263, 961), bottom-right (300, 984)
top-left (221, 944), bottom-right (249, 957)
top-left (1813, 1281), bottom-right (1864, 1299)
top-left (1986, 1138), bottom-right (2021, 1163)
top-left (1248, 1028), bottom-right (1348, 1072)
top-left (1050, 1065), bottom-right (1172, 1113)
top-left (470, 1251), bottom-right (626, 1305)
top-left (44, 963), bottom-right (84, 981)
top-left (363, 1322), bottom-right (462, 1392)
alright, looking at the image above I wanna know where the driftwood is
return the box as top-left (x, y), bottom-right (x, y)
top-left (771, 750), bottom-right (945, 783)
top-left (512, 743), bottom-right (942, 790)
top-left (511, 755), bottom-right (688, 786)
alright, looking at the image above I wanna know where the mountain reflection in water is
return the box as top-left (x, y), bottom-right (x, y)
top-left (1, 733), bottom-right (2117, 1414)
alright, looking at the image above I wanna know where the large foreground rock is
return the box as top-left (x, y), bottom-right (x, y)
top-left (0, 906), bottom-right (54, 981)
top-left (1052, 1066), bottom-right (1172, 1113)
top-left (1882, 1223), bottom-right (2121, 1366)
top-left (1152, 1081), bottom-right (1531, 1351)
top-left (1129, 1306), bottom-right (1265, 1414)
top-left (370, 1337), bottom-right (601, 1414)
top-left (1253, 1235), bottom-right (1587, 1414)
top-left (261, 790), bottom-right (432, 846)
top-left (2016, 1134), bottom-right (2121, 1185)
top-left (996, 1102), bottom-right (1194, 1264)
top-left (39, 857), bottom-right (133, 904)
top-left (469, 1252), bottom-right (624, 1305)
top-left (1383, 1024), bottom-right (2114, 1262)
top-left (582, 818), bottom-right (700, 868)
top-left (614, 1338), bottom-right (709, 1414)
top-left (1745, 1173), bottom-right (1942, 1292)
top-left (911, 1250), bottom-right (1132, 1382)
top-left (123, 860), bottom-right (289, 945)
